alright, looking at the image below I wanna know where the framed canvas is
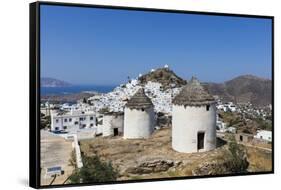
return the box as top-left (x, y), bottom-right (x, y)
top-left (29, 1), bottom-right (274, 188)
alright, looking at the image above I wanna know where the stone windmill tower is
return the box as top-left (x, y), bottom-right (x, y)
top-left (172, 77), bottom-right (216, 153)
top-left (123, 88), bottom-right (155, 139)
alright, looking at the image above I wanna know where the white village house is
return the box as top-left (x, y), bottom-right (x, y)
top-left (172, 77), bottom-right (217, 153)
top-left (123, 88), bottom-right (155, 139)
top-left (50, 109), bottom-right (96, 133)
top-left (217, 102), bottom-right (237, 112)
top-left (102, 112), bottom-right (124, 137)
top-left (216, 120), bottom-right (227, 132)
top-left (254, 130), bottom-right (272, 142)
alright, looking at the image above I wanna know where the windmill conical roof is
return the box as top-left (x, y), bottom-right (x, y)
top-left (172, 76), bottom-right (215, 106)
top-left (125, 88), bottom-right (153, 109)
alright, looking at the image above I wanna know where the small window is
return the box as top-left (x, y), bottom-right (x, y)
top-left (90, 116), bottom-right (94, 120)
top-left (74, 121), bottom-right (78, 125)
top-left (141, 108), bottom-right (145, 112)
top-left (63, 126), bottom-right (67, 130)
top-left (56, 119), bottom-right (59, 123)
top-left (82, 124), bottom-right (86, 128)
top-left (206, 105), bottom-right (210, 111)
top-left (55, 127), bottom-right (59, 131)
top-left (90, 123), bottom-right (93, 127)
top-left (69, 118), bottom-right (72, 122)
top-left (64, 118), bottom-right (67, 122)
top-left (79, 117), bottom-right (83, 121)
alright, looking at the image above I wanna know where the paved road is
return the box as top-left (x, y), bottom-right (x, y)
top-left (40, 130), bottom-right (74, 186)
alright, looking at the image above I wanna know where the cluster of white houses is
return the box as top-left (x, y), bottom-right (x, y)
top-left (217, 101), bottom-right (237, 112)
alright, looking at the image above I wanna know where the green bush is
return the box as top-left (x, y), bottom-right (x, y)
top-left (228, 140), bottom-right (249, 172)
top-left (254, 117), bottom-right (272, 131)
top-left (40, 115), bottom-right (51, 129)
top-left (69, 154), bottom-right (118, 183)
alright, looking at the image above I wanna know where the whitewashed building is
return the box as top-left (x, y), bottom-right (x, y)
top-left (123, 88), bottom-right (155, 139)
top-left (216, 120), bottom-right (227, 132)
top-left (217, 102), bottom-right (237, 112)
top-left (172, 77), bottom-right (217, 153)
top-left (226, 102), bottom-right (237, 112)
top-left (254, 130), bottom-right (272, 142)
top-left (102, 112), bottom-right (124, 137)
top-left (227, 126), bottom-right (237, 134)
top-left (50, 110), bottom-right (96, 133)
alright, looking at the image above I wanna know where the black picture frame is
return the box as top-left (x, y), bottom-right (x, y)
top-left (30, 1), bottom-right (274, 189)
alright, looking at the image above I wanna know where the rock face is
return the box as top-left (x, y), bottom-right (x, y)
top-left (125, 160), bottom-right (181, 174)
top-left (192, 142), bottom-right (249, 176)
top-left (192, 158), bottom-right (248, 176)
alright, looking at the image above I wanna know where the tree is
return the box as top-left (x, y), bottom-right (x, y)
top-left (228, 136), bottom-right (249, 172)
top-left (254, 117), bottom-right (272, 131)
top-left (68, 155), bottom-right (118, 184)
top-left (40, 115), bottom-right (51, 129)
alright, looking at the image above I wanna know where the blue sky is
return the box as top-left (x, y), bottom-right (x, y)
top-left (40, 5), bottom-right (272, 85)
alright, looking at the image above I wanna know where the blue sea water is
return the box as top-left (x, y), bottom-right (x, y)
top-left (41, 85), bottom-right (116, 96)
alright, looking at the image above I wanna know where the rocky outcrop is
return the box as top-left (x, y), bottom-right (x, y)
top-left (192, 142), bottom-right (249, 176)
top-left (139, 68), bottom-right (187, 89)
top-left (125, 160), bottom-right (182, 174)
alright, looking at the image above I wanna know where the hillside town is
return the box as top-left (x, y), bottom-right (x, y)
top-left (40, 65), bottom-right (272, 185)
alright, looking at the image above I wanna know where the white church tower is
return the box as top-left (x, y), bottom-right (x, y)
top-left (124, 88), bottom-right (155, 139)
top-left (172, 76), bottom-right (216, 153)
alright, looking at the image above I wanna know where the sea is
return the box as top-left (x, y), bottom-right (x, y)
top-left (41, 85), bottom-right (116, 96)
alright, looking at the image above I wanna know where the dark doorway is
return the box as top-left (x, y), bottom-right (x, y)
top-left (113, 128), bottom-right (118, 136)
top-left (197, 132), bottom-right (205, 150)
top-left (240, 135), bottom-right (243, 141)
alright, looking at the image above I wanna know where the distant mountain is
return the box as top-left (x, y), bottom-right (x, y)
top-left (204, 75), bottom-right (272, 106)
top-left (41, 77), bottom-right (72, 87)
top-left (139, 67), bottom-right (187, 89)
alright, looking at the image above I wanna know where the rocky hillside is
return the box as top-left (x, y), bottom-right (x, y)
top-left (80, 128), bottom-right (249, 180)
top-left (139, 68), bottom-right (187, 89)
top-left (41, 77), bottom-right (72, 87)
top-left (204, 75), bottom-right (272, 106)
